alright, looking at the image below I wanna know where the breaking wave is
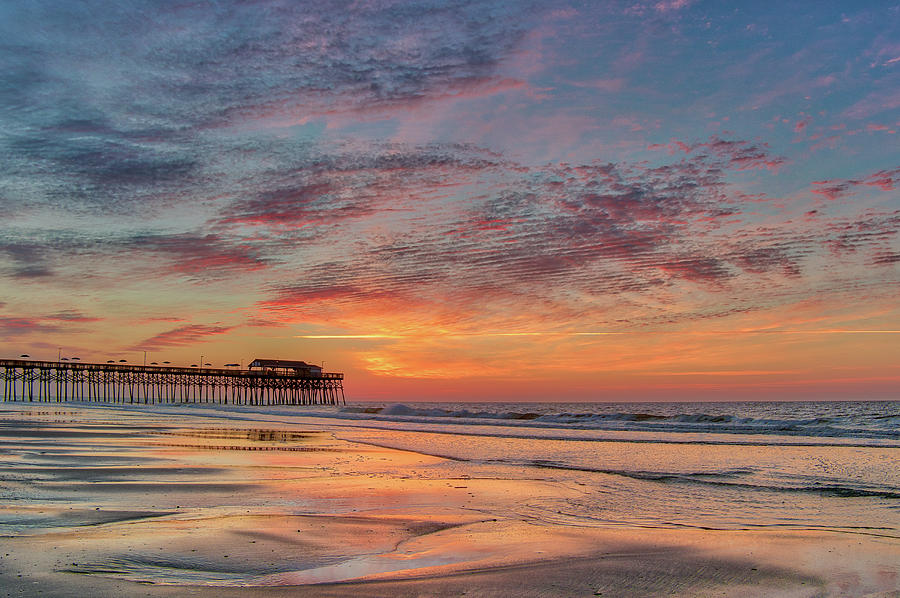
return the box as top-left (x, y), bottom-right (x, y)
top-left (337, 401), bottom-right (900, 441)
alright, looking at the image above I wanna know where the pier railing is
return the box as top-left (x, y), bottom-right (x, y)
top-left (0, 359), bottom-right (344, 406)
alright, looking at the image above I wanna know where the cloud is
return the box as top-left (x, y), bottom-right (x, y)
top-left (4, 123), bottom-right (891, 344)
top-left (0, 310), bottom-right (100, 337)
top-left (873, 252), bottom-right (900, 265)
top-left (624, 0), bottom-right (694, 16)
top-left (844, 88), bottom-right (900, 120)
top-left (811, 166), bottom-right (900, 200)
top-left (0, 316), bottom-right (63, 337)
top-left (126, 233), bottom-right (271, 276)
top-left (793, 117), bottom-right (811, 133)
top-left (658, 256), bottom-right (732, 283)
top-left (825, 211), bottom-right (900, 255)
top-left (653, 0), bottom-right (693, 12)
top-left (215, 144), bottom-right (504, 231)
top-left (262, 284), bottom-right (367, 309)
top-left (692, 137), bottom-right (788, 171)
top-left (7, 128), bottom-right (199, 210)
top-left (0, 0), bottom-right (533, 217)
top-left (0, 242), bottom-right (56, 278)
top-left (250, 137), bottom-right (814, 333)
top-left (731, 246), bottom-right (802, 278)
top-left (44, 310), bottom-right (102, 323)
top-left (646, 137), bottom-right (787, 171)
top-left (132, 324), bottom-right (234, 351)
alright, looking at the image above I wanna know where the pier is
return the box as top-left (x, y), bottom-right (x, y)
top-left (0, 359), bottom-right (345, 406)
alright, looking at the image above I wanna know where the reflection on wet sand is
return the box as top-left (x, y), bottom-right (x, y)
top-left (146, 427), bottom-right (351, 451)
top-left (0, 404), bottom-right (897, 597)
top-left (152, 427), bottom-right (325, 443)
top-left (0, 506), bottom-right (177, 532)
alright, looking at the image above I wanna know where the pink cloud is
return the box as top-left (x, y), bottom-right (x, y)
top-left (132, 324), bottom-right (234, 351)
top-left (139, 316), bottom-right (187, 324)
top-left (651, 137), bottom-right (786, 171)
top-left (696, 137), bottom-right (786, 171)
top-left (812, 166), bottom-right (900, 200)
top-left (627, 0), bottom-right (694, 15)
top-left (658, 256), bottom-right (731, 284)
top-left (654, 0), bottom-right (693, 12)
top-left (0, 316), bottom-right (61, 336)
top-left (793, 117), bottom-right (811, 133)
top-left (865, 168), bottom-right (900, 191)
top-left (130, 233), bottom-right (271, 276)
top-left (873, 252), bottom-right (900, 265)
top-left (260, 285), bottom-right (364, 309)
top-left (217, 183), bottom-right (337, 228)
top-left (44, 310), bottom-right (102, 323)
top-left (0, 311), bottom-right (102, 337)
top-left (845, 89), bottom-right (900, 120)
top-left (825, 211), bottom-right (900, 255)
top-left (647, 139), bottom-right (692, 154)
top-left (811, 180), bottom-right (854, 201)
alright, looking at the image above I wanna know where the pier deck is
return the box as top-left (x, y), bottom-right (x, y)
top-left (0, 359), bottom-right (344, 406)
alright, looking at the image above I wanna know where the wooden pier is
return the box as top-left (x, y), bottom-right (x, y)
top-left (0, 359), bottom-right (344, 406)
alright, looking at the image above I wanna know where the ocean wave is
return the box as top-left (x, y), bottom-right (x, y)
top-left (336, 403), bottom-right (900, 440)
top-left (377, 403), bottom-right (541, 420)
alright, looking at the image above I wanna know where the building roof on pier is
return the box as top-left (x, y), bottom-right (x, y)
top-left (249, 358), bottom-right (322, 370)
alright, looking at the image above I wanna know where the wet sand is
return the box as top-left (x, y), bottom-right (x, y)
top-left (1, 404), bottom-right (897, 597)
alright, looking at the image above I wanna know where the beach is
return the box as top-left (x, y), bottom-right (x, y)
top-left (1, 401), bottom-right (898, 597)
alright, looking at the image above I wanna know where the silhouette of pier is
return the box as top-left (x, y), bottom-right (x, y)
top-left (0, 359), bottom-right (345, 406)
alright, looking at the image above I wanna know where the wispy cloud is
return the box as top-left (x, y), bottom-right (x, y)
top-left (0, 310), bottom-right (100, 337)
top-left (127, 233), bottom-right (271, 276)
top-left (0, 316), bottom-right (63, 337)
top-left (131, 324), bottom-right (234, 351)
top-left (811, 166), bottom-right (900, 200)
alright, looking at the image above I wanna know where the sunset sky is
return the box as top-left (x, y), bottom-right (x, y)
top-left (1, 1), bottom-right (898, 401)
